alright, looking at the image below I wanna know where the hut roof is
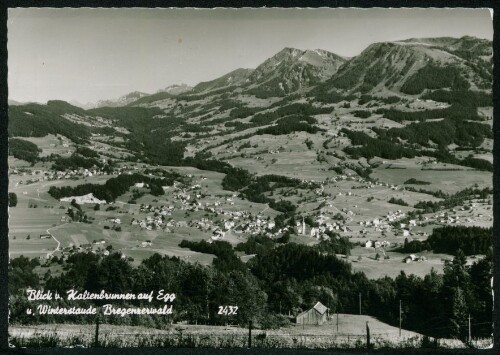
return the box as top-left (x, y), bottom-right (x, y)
top-left (313, 301), bottom-right (328, 315)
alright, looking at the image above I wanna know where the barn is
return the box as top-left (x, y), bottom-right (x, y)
top-left (295, 301), bottom-right (329, 325)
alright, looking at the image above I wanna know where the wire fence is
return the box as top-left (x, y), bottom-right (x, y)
top-left (8, 323), bottom-right (494, 350)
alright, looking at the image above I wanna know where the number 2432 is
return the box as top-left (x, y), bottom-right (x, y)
top-left (218, 305), bottom-right (238, 315)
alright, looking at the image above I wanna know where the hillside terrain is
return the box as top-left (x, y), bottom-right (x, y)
top-left (7, 36), bottom-right (493, 342)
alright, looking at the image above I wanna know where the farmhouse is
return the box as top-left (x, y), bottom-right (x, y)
top-left (296, 302), bottom-right (329, 325)
top-left (79, 243), bottom-right (92, 250)
top-left (39, 233), bottom-right (51, 239)
top-left (403, 254), bottom-right (426, 263)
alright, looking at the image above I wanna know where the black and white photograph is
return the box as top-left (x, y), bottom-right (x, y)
top-left (4, 6), bottom-right (495, 351)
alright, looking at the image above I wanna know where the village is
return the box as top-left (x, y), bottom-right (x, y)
top-left (8, 153), bottom-right (492, 275)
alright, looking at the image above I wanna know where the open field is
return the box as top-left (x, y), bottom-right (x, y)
top-left (19, 134), bottom-right (74, 158)
top-left (8, 314), bottom-right (422, 348)
top-left (348, 247), bottom-right (448, 279)
top-left (370, 158), bottom-right (491, 194)
top-left (9, 207), bottom-right (63, 233)
top-left (9, 237), bottom-right (57, 259)
top-left (220, 132), bottom-right (331, 181)
top-left (10, 314), bottom-right (486, 349)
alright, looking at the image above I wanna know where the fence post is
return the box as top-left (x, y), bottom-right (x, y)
top-left (248, 320), bottom-right (252, 348)
top-left (366, 321), bottom-right (371, 349)
top-left (94, 315), bottom-right (100, 347)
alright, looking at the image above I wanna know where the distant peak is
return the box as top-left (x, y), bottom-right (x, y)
top-left (277, 47), bottom-right (303, 56)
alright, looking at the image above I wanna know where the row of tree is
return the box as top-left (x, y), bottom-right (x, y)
top-left (47, 173), bottom-right (172, 202)
top-left (414, 187), bottom-right (492, 213)
top-left (8, 240), bottom-right (492, 340)
top-left (400, 226), bottom-right (492, 256)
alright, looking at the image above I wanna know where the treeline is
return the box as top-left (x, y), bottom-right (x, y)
top-left (179, 240), bottom-right (246, 273)
top-left (458, 156), bottom-right (493, 172)
top-left (377, 104), bottom-right (481, 123)
top-left (401, 226), bottom-right (492, 256)
top-left (87, 106), bottom-right (187, 166)
top-left (352, 110), bottom-right (371, 118)
top-left (240, 175), bottom-right (301, 223)
top-left (379, 119), bottom-right (491, 167)
top-left (235, 235), bottom-right (280, 256)
top-left (10, 252), bottom-right (267, 328)
top-left (404, 178), bottom-right (431, 185)
top-left (427, 226), bottom-right (492, 255)
top-left (399, 238), bottom-right (430, 253)
top-left (250, 103), bottom-right (329, 125)
top-left (414, 187), bottom-right (492, 213)
top-left (181, 156), bottom-right (255, 194)
top-left (74, 146), bottom-right (99, 158)
top-left (235, 233), bottom-right (352, 257)
top-left (9, 138), bottom-right (41, 164)
top-left (51, 152), bottom-right (103, 171)
top-left (47, 173), bottom-right (172, 202)
top-left (8, 102), bottom-right (91, 144)
top-left (256, 115), bottom-right (323, 136)
top-left (314, 233), bottom-right (352, 255)
top-left (388, 197), bottom-right (409, 206)
top-left (9, 242), bottom-right (493, 339)
top-left (342, 129), bottom-right (420, 160)
top-left (421, 89), bottom-right (492, 108)
top-left (222, 172), bottom-right (321, 226)
top-left (358, 95), bottom-right (401, 105)
top-left (342, 119), bottom-right (492, 171)
top-left (221, 167), bottom-right (253, 191)
top-left (400, 64), bottom-right (470, 94)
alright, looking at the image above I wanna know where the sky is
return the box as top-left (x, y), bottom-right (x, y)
top-left (8, 7), bottom-right (493, 105)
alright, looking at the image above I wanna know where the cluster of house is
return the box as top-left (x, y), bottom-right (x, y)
top-left (365, 240), bottom-right (391, 248)
top-left (10, 166), bottom-right (116, 184)
top-left (131, 215), bottom-right (176, 232)
top-left (139, 204), bottom-right (175, 215)
top-left (295, 216), bottom-right (349, 239)
top-left (195, 211), bottom-right (280, 241)
top-left (140, 240), bottom-right (153, 248)
top-left (403, 254), bottom-right (427, 263)
top-left (234, 216), bottom-right (278, 238)
top-left (433, 212), bottom-right (463, 225)
top-left (50, 239), bottom-right (111, 260)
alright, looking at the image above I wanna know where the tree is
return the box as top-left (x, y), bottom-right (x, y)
top-left (442, 250), bottom-right (473, 340)
top-left (8, 192), bottom-right (18, 207)
top-left (450, 287), bottom-right (469, 340)
top-left (468, 248), bottom-right (493, 337)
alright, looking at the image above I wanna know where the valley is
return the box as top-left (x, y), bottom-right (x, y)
top-left (7, 35), bottom-right (493, 344)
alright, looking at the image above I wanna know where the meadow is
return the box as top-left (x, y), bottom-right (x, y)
top-left (370, 158), bottom-right (492, 194)
top-left (10, 314), bottom-right (490, 350)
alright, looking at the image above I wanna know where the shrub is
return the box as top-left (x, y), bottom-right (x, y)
top-left (8, 192), bottom-right (18, 207)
